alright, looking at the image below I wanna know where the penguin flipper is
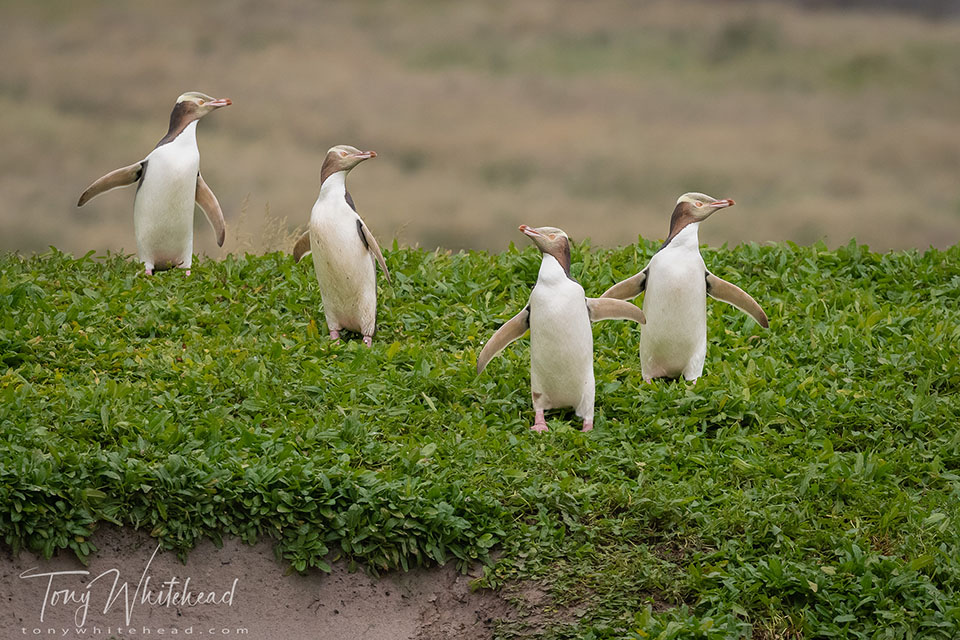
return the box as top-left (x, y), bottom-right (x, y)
top-left (356, 219), bottom-right (391, 283)
top-left (601, 269), bottom-right (647, 300)
top-left (292, 231), bottom-right (312, 263)
top-left (705, 272), bottom-right (769, 328)
top-left (77, 162), bottom-right (145, 206)
top-left (477, 306), bottom-right (530, 375)
top-left (586, 298), bottom-right (646, 325)
top-left (195, 173), bottom-right (226, 247)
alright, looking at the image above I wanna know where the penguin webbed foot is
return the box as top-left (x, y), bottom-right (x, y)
top-left (531, 409), bottom-right (549, 433)
top-left (646, 374), bottom-right (694, 384)
top-left (325, 329), bottom-right (374, 347)
top-left (581, 421), bottom-right (594, 432)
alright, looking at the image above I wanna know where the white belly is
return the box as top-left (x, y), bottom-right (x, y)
top-left (134, 132), bottom-right (200, 270)
top-left (310, 213), bottom-right (377, 335)
top-left (641, 251), bottom-right (707, 380)
top-left (528, 278), bottom-right (594, 418)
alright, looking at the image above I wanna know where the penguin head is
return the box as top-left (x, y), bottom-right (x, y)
top-left (663, 193), bottom-right (735, 247)
top-left (157, 92), bottom-right (231, 146)
top-left (675, 192), bottom-right (735, 222)
top-left (519, 225), bottom-right (572, 275)
top-left (326, 145), bottom-right (377, 172)
top-left (320, 145), bottom-right (377, 184)
top-left (175, 92), bottom-right (233, 119)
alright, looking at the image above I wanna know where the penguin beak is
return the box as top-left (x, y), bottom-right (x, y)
top-left (353, 150), bottom-right (377, 160)
top-left (206, 98), bottom-right (232, 108)
top-left (709, 198), bottom-right (735, 209)
top-left (519, 225), bottom-right (542, 239)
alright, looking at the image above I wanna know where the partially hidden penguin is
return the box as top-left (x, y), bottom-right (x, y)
top-left (293, 145), bottom-right (390, 347)
top-left (477, 225), bottom-right (647, 432)
top-left (601, 193), bottom-right (769, 383)
top-left (77, 91), bottom-right (232, 276)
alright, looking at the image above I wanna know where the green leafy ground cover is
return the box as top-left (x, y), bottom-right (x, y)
top-left (1, 241), bottom-right (959, 638)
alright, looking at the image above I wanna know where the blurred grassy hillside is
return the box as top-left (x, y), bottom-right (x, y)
top-left (1, 0), bottom-right (959, 255)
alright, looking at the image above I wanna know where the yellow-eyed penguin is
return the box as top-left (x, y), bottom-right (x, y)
top-left (292, 145), bottom-right (390, 347)
top-left (77, 92), bottom-right (231, 275)
top-left (601, 193), bottom-right (768, 382)
top-left (477, 225), bottom-right (647, 432)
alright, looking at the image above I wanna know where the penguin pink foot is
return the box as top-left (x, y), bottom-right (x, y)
top-left (329, 330), bottom-right (340, 341)
top-left (363, 336), bottom-right (373, 348)
top-left (581, 421), bottom-right (593, 432)
top-left (144, 267), bottom-right (153, 276)
top-left (184, 269), bottom-right (191, 276)
top-left (531, 409), bottom-right (548, 433)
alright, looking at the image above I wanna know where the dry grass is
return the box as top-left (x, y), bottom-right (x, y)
top-left (219, 197), bottom-right (305, 258)
top-left (1, 0), bottom-right (959, 256)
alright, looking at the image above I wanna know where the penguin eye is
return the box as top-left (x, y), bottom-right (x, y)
top-left (548, 234), bottom-right (556, 240)
top-left (695, 202), bottom-right (703, 208)
top-left (339, 151), bottom-right (348, 158)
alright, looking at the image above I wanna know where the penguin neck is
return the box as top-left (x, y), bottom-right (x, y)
top-left (155, 120), bottom-right (198, 152)
top-left (541, 239), bottom-right (571, 277)
top-left (157, 104), bottom-right (199, 148)
top-left (320, 154), bottom-right (349, 185)
top-left (319, 170), bottom-right (348, 197)
top-left (662, 222), bottom-right (701, 252)
top-left (538, 253), bottom-right (571, 285)
top-left (178, 121), bottom-right (198, 146)
top-left (314, 171), bottom-right (354, 222)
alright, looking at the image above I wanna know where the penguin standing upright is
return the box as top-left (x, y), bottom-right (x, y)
top-left (77, 92), bottom-right (231, 275)
top-left (602, 193), bottom-right (769, 382)
top-left (293, 145), bottom-right (390, 347)
top-left (478, 225), bottom-right (646, 432)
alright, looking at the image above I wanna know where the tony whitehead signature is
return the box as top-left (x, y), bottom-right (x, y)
top-left (19, 544), bottom-right (238, 627)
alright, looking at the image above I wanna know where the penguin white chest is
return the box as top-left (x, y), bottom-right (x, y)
top-left (528, 257), bottom-right (594, 417)
top-left (134, 122), bottom-right (200, 270)
top-left (641, 230), bottom-right (708, 380)
top-left (308, 181), bottom-right (377, 335)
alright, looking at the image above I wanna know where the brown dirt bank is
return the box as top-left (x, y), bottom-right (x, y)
top-left (0, 526), bottom-right (535, 640)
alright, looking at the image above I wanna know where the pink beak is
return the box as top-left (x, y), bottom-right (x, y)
top-left (207, 98), bottom-right (232, 108)
top-left (519, 224), bottom-right (541, 238)
top-left (710, 198), bottom-right (735, 209)
top-left (353, 150), bottom-right (377, 160)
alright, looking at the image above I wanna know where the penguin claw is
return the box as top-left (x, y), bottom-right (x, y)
top-left (581, 422), bottom-right (594, 432)
top-left (144, 268), bottom-right (153, 276)
top-left (362, 336), bottom-right (373, 348)
top-left (530, 424), bottom-right (549, 433)
top-left (329, 330), bottom-right (340, 341)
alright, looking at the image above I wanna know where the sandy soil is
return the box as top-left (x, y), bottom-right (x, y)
top-left (0, 527), bottom-right (518, 640)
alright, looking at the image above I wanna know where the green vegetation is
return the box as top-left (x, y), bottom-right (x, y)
top-left (1, 241), bottom-right (959, 638)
